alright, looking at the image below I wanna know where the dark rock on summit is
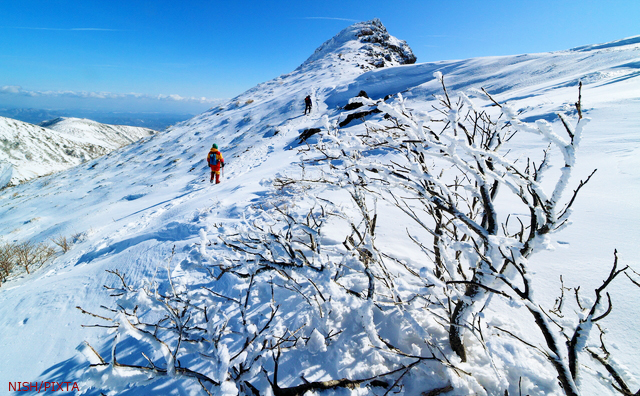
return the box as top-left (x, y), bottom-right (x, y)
top-left (298, 18), bottom-right (416, 72)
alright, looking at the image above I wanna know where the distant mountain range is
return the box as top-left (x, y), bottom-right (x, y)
top-left (0, 115), bottom-right (155, 188)
top-left (0, 108), bottom-right (196, 131)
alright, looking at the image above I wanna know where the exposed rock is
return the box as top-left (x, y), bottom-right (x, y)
top-left (298, 128), bottom-right (322, 143)
top-left (339, 109), bottom-right (382, 128)
top-left (344, 102), bottom-right (365, 111)
top-left (344, 90), bottom-right (372, 110)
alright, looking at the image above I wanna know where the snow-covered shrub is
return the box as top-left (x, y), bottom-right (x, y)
top-left (78, 196), bottom-right (476, 394)
top-left (294, 77), bottom-right (636, 396)
top-left (72, 230), bottom-right (89, 244)
top-left (13, 240), bottom-right (56, 274)
top-left (51, 234), bottom-right (72, 253)
top-left (0, 242), bottom-right (16, 285)
top-left (0, 240), bottom-right (56, 284)
top-left (78, 79), bottom-right (637, 396)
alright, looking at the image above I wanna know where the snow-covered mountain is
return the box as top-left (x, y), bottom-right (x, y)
top-left (0, 116), bottom-right (155, 188)
top-left (299, 18), bottom-right (416, 71)
top-left (40, 117), bottom-right (155, 149)
top-left (0, 20), bottom-right (639, 395)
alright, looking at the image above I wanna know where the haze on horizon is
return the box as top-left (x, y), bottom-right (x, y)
top-left (1, 0), bottom-right (638, 115)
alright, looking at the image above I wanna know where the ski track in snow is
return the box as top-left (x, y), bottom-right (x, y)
top-left (1, 22), bottom-right (640, 395)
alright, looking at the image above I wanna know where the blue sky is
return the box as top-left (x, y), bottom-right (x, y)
top-left (1, 0), bottom-right (638, 113)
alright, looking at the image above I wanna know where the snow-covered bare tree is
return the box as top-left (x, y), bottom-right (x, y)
top-left (298, 76), bottom-right (637, 396)
top-left (0, 243), bottom-right (16, 286)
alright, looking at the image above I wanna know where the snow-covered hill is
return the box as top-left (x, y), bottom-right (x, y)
top-left (40, 117), bottom-right (156, 151)
top-left (0, 116), bottom-right (155, 188)
top-left (0, 20), bottom-right (639, 395)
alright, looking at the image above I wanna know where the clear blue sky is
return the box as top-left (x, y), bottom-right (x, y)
top-left (1, 0), bottom-right (638, 113)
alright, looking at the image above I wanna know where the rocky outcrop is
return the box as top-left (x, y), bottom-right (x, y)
top-left (356, 19), bottom-right (416, 67)
top-left (298, 19), bottom-right (416, 72)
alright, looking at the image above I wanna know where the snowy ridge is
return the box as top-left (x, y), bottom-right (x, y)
top-left (0, 20), bottom-right (639, 396)
top-left (325, 34), bottom-right (640, 108)
top-left (569, 34), bottom-right (640, 52)
top-left (0, 116), bottom-right (155, 188)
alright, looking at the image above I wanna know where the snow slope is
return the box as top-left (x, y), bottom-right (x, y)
top-left (0, 116), bottom-right (155, 188)
top-left (0, 21), bottom-right (639, 395)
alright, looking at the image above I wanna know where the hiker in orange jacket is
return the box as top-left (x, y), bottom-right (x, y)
top-left (207, 144), bottom-right (225, 184)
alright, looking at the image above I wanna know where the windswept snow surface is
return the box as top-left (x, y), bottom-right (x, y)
top-left (0, 116), bottom-right (155, 188)
top-left (1, 21), bottom-right (639, 395)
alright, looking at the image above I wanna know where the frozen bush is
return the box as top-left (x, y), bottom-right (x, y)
top-left (51, 235), bottom-right (71, 253)
top-left (14, 240), bottom-right (56, 274)
top-left (0, 243), bottom-right (16, 285)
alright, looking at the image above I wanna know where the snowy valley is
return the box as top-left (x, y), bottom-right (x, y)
top-left (0, 19), bottom-right (639, 396)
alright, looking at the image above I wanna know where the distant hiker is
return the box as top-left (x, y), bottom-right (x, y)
top-left (207, 144), bottom-right (225, 184)
top-left (304, 95), bottom-right (312, 115)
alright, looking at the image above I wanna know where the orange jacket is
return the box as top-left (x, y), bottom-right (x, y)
top-left (207, 148), bottom-right (224, 169)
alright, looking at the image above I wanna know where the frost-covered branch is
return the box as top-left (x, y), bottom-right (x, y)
top-left (567, 250), bottom-right (628, 380)
top-left (299, 77), bottom-right (612, 395)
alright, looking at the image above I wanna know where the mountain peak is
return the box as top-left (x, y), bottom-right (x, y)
top-left (299, 18), bottom-right (416, 71)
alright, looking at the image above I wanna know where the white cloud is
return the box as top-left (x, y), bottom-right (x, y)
top-left (0, 86), bottom-right (221, 103)
top-left (302, 17), bottom-right (359, 23)
top-left (70, 28), bottom-right (122, 31)
top-left (1, 86), bottom-right (22, 94)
